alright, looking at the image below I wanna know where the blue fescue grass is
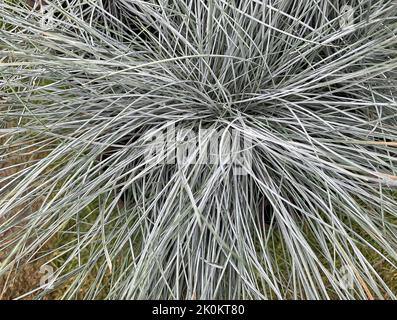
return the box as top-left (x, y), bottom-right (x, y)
top-left (1, 0), bottom-right (397, 299)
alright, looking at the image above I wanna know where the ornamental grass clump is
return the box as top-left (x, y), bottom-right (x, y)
top-left (0, 0), bottom-right (397, 299)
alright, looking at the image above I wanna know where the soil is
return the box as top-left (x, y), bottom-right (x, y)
top-left (0, 131), bottom-right (50, 299)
